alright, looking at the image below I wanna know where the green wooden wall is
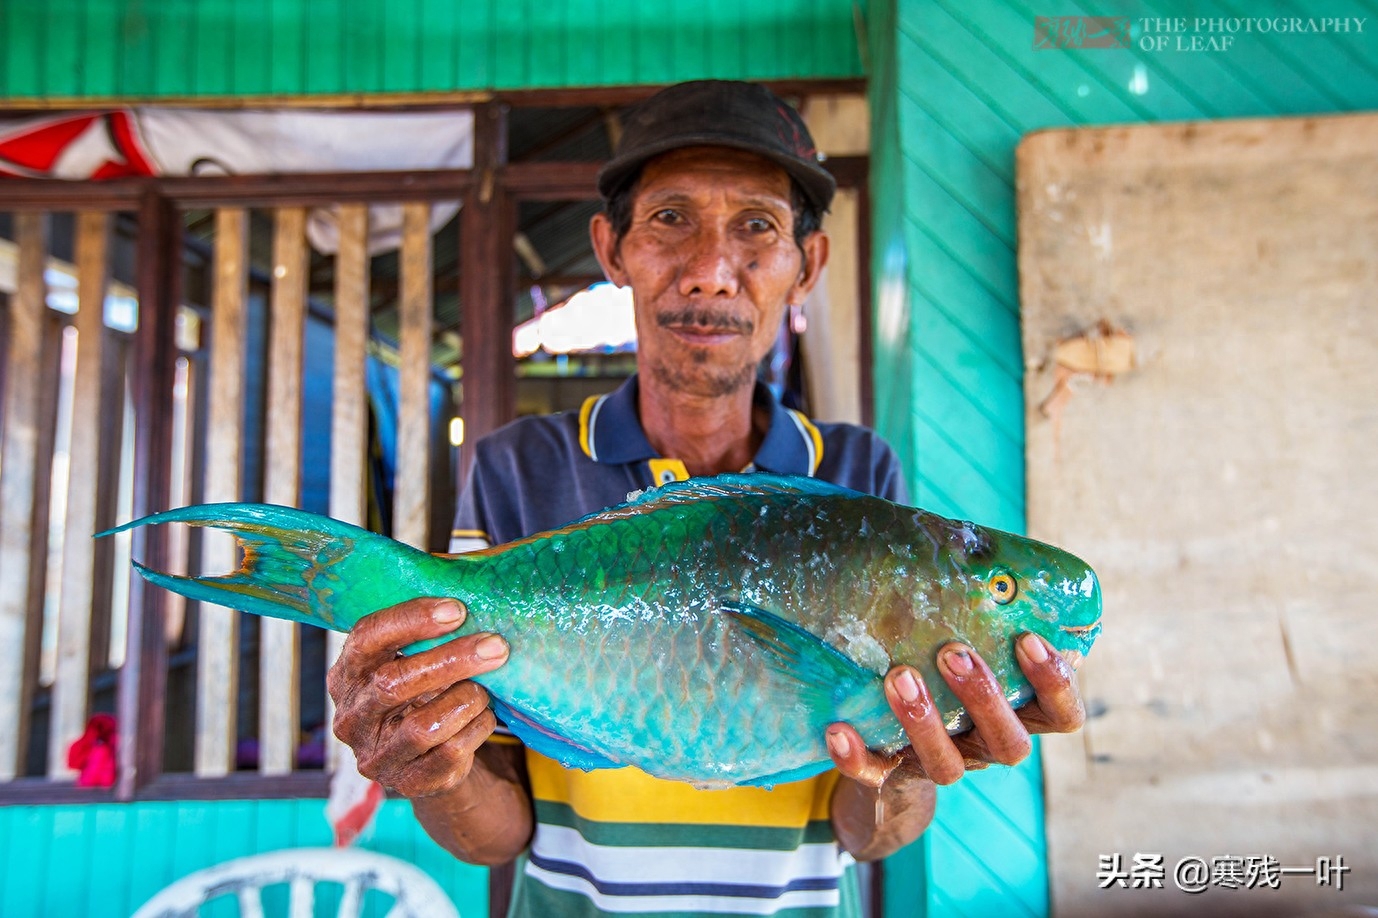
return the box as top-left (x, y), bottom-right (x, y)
top-left (0, 798), bottom-right (488, 916)
top-left (0, 0), bottom-right (864, 102)
top-left (867, 0), bottom-right (1378, 915)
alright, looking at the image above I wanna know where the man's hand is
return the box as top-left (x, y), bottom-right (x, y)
top-left (327, 597), bottom-right (509, 798)
top-left (327, 597), bottom-right (533, 865)
top-left (827, 632), bottom-right (1085, 859)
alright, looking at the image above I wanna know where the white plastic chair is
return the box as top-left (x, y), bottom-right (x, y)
top-left (130, 847), bottom-right (461, 918)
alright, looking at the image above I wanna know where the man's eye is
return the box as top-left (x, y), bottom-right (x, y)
top-left (653, 209), bottom-right (682, 224)
top-left (743, 217), bottom-right (774, 233)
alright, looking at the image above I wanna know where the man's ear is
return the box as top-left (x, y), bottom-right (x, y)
top-left (788, 230), bottom-right (829, 305)
top-left (589, 212), bottom-right (629, 287)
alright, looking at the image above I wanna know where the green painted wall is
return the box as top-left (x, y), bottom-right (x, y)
top-left (0, 0), bottom-right (864, 102)
top-left (0, 798), bottom-right (488, 916)
top-left (867, 0), bottom-right (1378, 915)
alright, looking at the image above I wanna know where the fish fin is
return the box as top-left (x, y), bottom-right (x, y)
top-left (650, 472), bottom-right (859, 500)
top-left (718, 602), bottom-right (879, 705)
top-left (738, 758), bottom-right (836, 789)
top-left (102, 503), bottom-right (453, 638)
top-left (568, 472), bottom-right (862, 525)
top-left (489, 697), bottom-right (624, 773)
top-left (722, 602), bottom-right (904, 762)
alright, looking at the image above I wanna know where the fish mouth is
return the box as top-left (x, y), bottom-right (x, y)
top-left (1059, 620), bottom-right (1101, 636)
top-left (1056, 618), bottom-right (1101, 671)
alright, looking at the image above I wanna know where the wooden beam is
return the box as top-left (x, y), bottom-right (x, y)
top-left (260, 206), bottom-right (307, 776)
top-left (7, 89), bottom-right (493, 112)
top-left (195, 207), bottom-right (248, 777)
top-left (0, 212), bottom-right (48, 779)
top-left (502, 162), bottom-right (601, 201)
top-left (19, 316), bottom-right (64, 779)
top-left (87, 331), bottom-right (130, 675)
top-left (0, 769), bottom-right (328, 804)
top-left (4, 78), bottom-right (862, 116)
top-left (492, 79), bottom-right (868, 108)
top-left (856, 182), bottom-right (874, 429)
top-left (0, 171), bottom-right (474, 211)
top-left (460, 102), bottom-right (517, 484)
top-left (48, 211), bottom-right (109, 778)
top-left (326, 204), bottom-right (370, 769)
top-left (394, 202), bottom-right (433, 550)
top-left (0, 110), bottom-right (862, 212)
top-left (118, 191), bottom-right (181, 799)
top-left (0, 182), bottom-right (146, 211)
top-left (159, 170), bottom-right (476, 209)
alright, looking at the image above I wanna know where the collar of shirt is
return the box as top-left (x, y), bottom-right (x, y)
top-left (577, 374), bottom-right (823, 476)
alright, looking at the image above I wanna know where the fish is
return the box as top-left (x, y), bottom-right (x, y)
top-left (100, 473), bottom-right (1102, 789)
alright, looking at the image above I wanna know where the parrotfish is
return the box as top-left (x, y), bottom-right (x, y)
top-left (102, 473), bottom-right (1102, 788)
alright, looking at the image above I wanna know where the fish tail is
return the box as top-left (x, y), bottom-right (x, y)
top-left (100, 503), bottom-right (454, 635)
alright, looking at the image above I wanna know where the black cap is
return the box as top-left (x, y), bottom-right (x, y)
top-left (597, 80), bottom-right (836, 212)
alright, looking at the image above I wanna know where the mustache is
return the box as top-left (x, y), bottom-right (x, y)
top-left (655, 308), bottom-right (755, 335)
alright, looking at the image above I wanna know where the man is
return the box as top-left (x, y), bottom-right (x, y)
top-left (327, 81), bottom-right (1085, 915)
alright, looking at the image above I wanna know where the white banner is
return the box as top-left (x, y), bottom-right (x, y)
top-left (0, 108), bottom-right (474, 253)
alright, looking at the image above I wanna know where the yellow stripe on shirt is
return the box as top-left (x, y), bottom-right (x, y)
top-left (526, 751), bottom-right (838, 827)
top-left (788, 409), bottom-right (825, 474)
top-left (578, 395), bottom-right (601, 459)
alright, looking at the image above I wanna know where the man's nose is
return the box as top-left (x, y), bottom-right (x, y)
top-left (677, 227), bottom-right (739, 298)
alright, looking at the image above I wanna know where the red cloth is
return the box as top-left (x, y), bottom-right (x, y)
top-left (66, 713), bottom-right (117, 788)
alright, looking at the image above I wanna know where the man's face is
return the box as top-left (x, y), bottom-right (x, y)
top-left (591, 146), bottom-right (827, 399)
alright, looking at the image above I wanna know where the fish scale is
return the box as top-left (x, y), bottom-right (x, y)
top-left (102, 473), bottom-right (1103, 788)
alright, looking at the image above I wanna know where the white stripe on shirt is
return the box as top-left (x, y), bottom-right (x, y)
top-left (525, 862), bottom-right (843, 915)
top-left (530, 825), bottom-right (851, 886)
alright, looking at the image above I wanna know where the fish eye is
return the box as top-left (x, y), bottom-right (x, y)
top-left (988, 573), bottom-right (1018, 605)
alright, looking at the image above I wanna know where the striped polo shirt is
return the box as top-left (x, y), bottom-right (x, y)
top-left (450, 374), bottom-right (907, 917)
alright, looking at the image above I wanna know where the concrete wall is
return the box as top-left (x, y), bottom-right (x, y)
top-left (1020, 112), bottom-right (1378, 917)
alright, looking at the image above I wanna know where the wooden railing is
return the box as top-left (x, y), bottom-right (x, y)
top-left (0, 153), bottom-right (602, 801)
top-left (0, 151), bottom-right (866, 801)
top-left (0, 180), bottom-right (435, 800)
top-left (0, 209), bottom-right (137, 783)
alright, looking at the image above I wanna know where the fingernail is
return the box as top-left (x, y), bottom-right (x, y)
top-left (943, 648), bottom-right (974, 676)
top-left (432, 601), bottom-right (464, 624)
top-left (893, 668), bottom-right (921, 704)
top-left (1021, 633), bottom-right (1049, 664)
top-left (475, 634), bottom-right (508, 660)
top-left (826, 729), bottom-right (851, 759)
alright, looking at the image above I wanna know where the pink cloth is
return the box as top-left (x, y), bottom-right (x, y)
top-left (66, 713), bottom-right (117, 788)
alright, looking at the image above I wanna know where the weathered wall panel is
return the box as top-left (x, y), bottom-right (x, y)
top-left (1020, 112), bottom-right (1378, 917)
